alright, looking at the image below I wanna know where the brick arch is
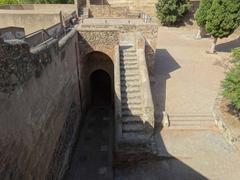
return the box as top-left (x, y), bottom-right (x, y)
top-left (84, 46), bottom-right (115, 62)
top-left (80, 51), bottom-right (114, 109)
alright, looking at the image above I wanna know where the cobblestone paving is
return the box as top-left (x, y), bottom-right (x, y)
top-left (64, 107), bottom-right (113, 180)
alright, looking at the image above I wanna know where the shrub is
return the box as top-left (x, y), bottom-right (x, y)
top-left (232, 47), bottom-right (240, 63)
top-left (222, 64), bottom-right (240, 111)
top-left (155, 0), bottom-right (192, 26)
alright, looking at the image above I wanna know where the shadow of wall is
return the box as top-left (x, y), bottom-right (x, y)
top-left (151, 49), bottom-right (181, 123)
top-left (114, 47), bottom-right (207, 180)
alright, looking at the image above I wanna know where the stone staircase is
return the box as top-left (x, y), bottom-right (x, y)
top-left (119, 45), bottom-right (147, 143)
top-left (167, 114), bottom-right (216, 130)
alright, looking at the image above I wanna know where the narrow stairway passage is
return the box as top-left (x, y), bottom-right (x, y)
top-left (64, 107), bottom-right (113, 180)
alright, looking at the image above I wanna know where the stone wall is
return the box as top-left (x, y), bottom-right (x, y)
top-left (77, 29), bottom-right (119, 110)
top-left (0, 4), bottom-right (75, 11)
top-left (79, 24), bottom-right (158, 72)
top-left (0, 5), bottom-right (75, 35)
top-left (0, 11), bottom-right (61, 35)
top-left (0, 29), bottom-right (82, 180)
top-left (0, 27), bottom-right (25, 40)
top-left (78, 28), bottom-right (119, 60)
top-left (88, 0), bottom-right (200, 18)
top-left (89, 5), bottom-right (131, 18)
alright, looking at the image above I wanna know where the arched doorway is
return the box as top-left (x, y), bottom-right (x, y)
top-left (80, 51), bottom-right (114, 109)
top-left (90, 69), bottom-right (111, 106)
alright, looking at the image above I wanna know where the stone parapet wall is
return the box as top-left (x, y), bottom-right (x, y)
top-left (78, 28), bottom-right (119, 60)
top-left (88, 0), bottom-right (200, 19)
top-left (0, 11), bottom-right (61, 35)
top-left (80, 23), bottom-right (158, 72)
top-left (89, 5), bottom-right (131, 18)
top-left (136, 33), bottom-right (154, 128)
top-left (0, 29), bottom-right (82, 180)
top-left (0, 4), bottom-right (75, 11)
top-left (0, 7), bottom-right (75, 35)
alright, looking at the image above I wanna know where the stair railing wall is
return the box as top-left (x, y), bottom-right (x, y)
top-left (114, 44), bottom-right (123, 142)
top-left (136, 34), bottom-right (154, 128)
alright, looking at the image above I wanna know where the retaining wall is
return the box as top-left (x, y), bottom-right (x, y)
top-left (0, 29), bottom-right (82, 180)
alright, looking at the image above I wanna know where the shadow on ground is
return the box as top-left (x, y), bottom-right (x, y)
top-left (216, 37), bottom-right (240, 52)
top-left (115, 49), bottom-right (207, 180)
top-left (151, 49), bottom-right (181, 121)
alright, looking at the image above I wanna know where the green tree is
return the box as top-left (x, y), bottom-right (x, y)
top-left (195, 0), bottom-right (213, 39)
top-left (155, 0), bottom-right (192, 26)
top-left (206, 0), bottom-right (240, 53)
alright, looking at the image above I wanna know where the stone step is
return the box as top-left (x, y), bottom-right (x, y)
top-left (120, 52), bottom-right (136, 56)
top-left (121, 77), bottom-right (140, 82)
top-left (121, 91), bottom-right (141, 99)
top-left (120, 75), bottom-right (140, 81)
top-left (121, 89), bottom-right (140, 94)
top-left (169, 116), bottom-right (213, 121)
top-left (167, 125), bottom-right (216, 130)
top-left (169, 120), bottom-right (215, 126)
top-left (120, 49), bottom-right (136, 53)
top-left (122, 116), bottom-right (143, 123)
top-left (120, 60), bottom-right (138, 65)
top-left (121, 85), bottom-right (140, 92)
top-left (122, 98), bottom-right (142, 105)
top-left (122, 105), bottom-right (142, 111)
top-left (121, 81), bottom-right (140, 87)
top-left (120, 66), bottom-right (139, 71)
top-left (121, 83), bottom-right (140, 88)
top-left (122, 109), bottom-right (142, 116)
top-left (121, 102), bottom-right (142, 108)
top-left (121, 132), bottom-right (149, 144)
top-left (120, 56), bottom-right (137, 60)
top-left (121, 80), bottom-right (140, 87)
top-left (120, 63), bottom-right (139, 68)
top-left (121, 93), bottom-right (141, 99)
top-left (120, 70), bottom-right (139, 76)
top-left (122, 124), bottom-right (145, 133)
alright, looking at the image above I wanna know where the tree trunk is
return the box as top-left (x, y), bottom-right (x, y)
top-left (196, 26), bottom-right (205, 39)
top-left (210, 37), bottom-right (218, 54)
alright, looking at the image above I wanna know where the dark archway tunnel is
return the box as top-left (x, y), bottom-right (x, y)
top-left (90, 69), bottom-right (112, 106)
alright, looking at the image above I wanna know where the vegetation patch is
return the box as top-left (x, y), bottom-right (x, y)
top-left (222, 48), bottom-right (240, 116)
top-left (155, 0), bottom-right (191, 26)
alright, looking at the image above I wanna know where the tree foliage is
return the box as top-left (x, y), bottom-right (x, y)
top-left (206, 0), bottom-right (240, 39)
top-left (232, 48), bottom-right (240, 63)
top-left (155, 0), bottom-right (192, 26)
top-left (223, 63), bottom-right (240, 111)
top-left (195, 0), bottom-right (213, 27)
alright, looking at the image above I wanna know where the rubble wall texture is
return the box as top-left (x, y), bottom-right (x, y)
top-left (88, 0), bottom-right (200, 17)
top-left (79, 24), bottom-right (158, 72)
top-left (0, 30), bottom-right (81, 180)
